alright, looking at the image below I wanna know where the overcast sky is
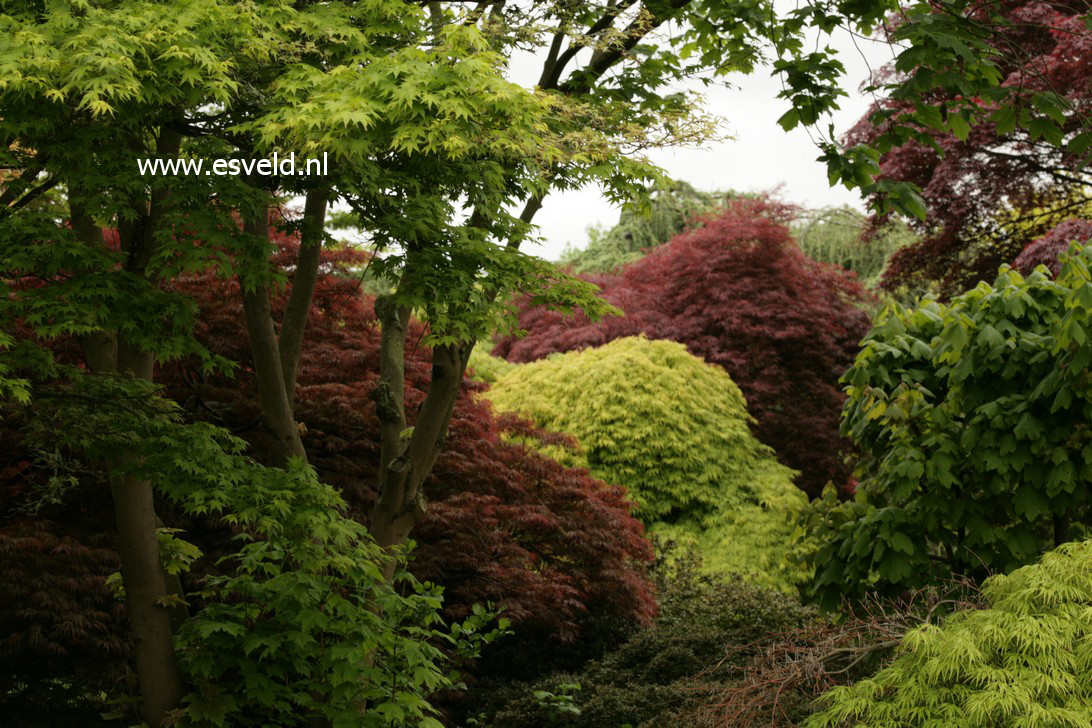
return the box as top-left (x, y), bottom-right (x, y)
top-left (513, 23), bottom-right (899, 261)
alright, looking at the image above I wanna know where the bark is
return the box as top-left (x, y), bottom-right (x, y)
top-left (238, 190), bottom-right (330, 465)
top-left (80, 319), bottom-right (185, 728)
top-left (369, 342), bottom-right (465, 576)
top-left (108, 427), bottom-right (186, 726)
top-left (369, 273), bottom-right (468, 578)
top-left (241, 211), bottom-right (307, 465)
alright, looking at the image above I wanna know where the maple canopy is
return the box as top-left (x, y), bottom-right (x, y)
top-left (844, 0), bottom-right (1092, 295)
top-left (163, 234), bottom-right (657, 640)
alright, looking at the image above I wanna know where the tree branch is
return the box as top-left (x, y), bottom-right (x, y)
top-left (278, 188), bottom-right (329, 405)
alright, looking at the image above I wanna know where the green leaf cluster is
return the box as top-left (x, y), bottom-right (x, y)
top-left (803, 246), bottom-right (1092, 606)
top-left (21, 372), bottom-right (504, 727)
top-left (806, 538), bottom-right (1092, 727)
top-left (486, 336), bottom-right (807, 590)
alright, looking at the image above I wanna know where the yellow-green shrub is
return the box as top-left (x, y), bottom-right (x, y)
top-left (467, 346), bottom-right (517, 384)
top-left (487, 336), bottom-right (806, 590)
top-left (806, 539), bottom-right (1092, 727)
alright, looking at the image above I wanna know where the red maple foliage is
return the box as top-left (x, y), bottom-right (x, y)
top-left (1013, 218), bottom-right (1092, 276)
top-left (493, 198), bottom-right (871, 497)
top-left (162, 231), bottom-right (656, 640)
top-left (845, 1), bottom-right (1092, 295)
top-left (0, 226), bottom-right (656, 718)
top-left (0, 424), bottom-right (130, 724)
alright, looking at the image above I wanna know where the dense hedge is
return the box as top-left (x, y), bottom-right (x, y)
top-left (460, 560), bottom-right (816, 728)
top-left (495, 198), bottom-right (871, 496)
top-left (487, 336), bottom-right (806, 590)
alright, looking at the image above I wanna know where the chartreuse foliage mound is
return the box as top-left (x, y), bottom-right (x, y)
top-left (487, 336), bottom-right (806, 590)
top-left (466, 346), bottom-right (518, 384)
top-left (806, 539), bottom-right (1092, 728)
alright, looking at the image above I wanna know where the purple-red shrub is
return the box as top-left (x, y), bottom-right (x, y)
top-left (0, 426), bottom-right (129, 724)
top-left (1013, 219), bottom-right (1092, 276)
top-left (493, 199), bottom-right (871, 497)
top-left (0, 227), bottom-right (656, 718)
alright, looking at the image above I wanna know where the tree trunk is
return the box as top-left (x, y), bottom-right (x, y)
top-left (240, 210), bottom-right (306, 464)
top-left (69, 127), bottom-right (189, 724)
top-left (369, 284), bottom-right (467, 578)
top-left (238, 191), bottom-right (328, 466)
top-left (109, 442), bottom-right (186, 727)
top-left (79, 332), bottom-right (186, 725)
top-left (278, 190), bottom-right (328, 404)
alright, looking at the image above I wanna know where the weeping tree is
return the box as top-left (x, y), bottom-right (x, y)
top-left (558, 181), bottom-right (728, 274)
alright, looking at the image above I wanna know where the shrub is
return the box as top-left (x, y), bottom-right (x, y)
top-left (466, 347), bottom-right (516, 384)
top-left (0, 515), bottom-right (129, 725)
top-left (684, 578), bottom-right (982, 727)
top-left (494, 198), bottom-right (871, 496)
top-left (0, 231), bottom-right (656, 718)
top-left (805, 248), bottom-right (1092, 606)
top-left (1013, 218), bottom-right (1092, 277)
top-left (20, 373), bottom-right (488, 727)
top-left (459, 557), bottom-right (816, 728)
top-left (805, 539), bottom-right (1092, 728)
top-left (487, 336), bottom-right (806, 590)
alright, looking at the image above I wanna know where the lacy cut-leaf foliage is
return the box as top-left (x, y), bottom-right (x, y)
top-left (486, 336), bottom-right (806, 591)
top-left (806, 539), bottom-right (1092, 728)
top-left (494, 198), bottom-right (871, 496)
